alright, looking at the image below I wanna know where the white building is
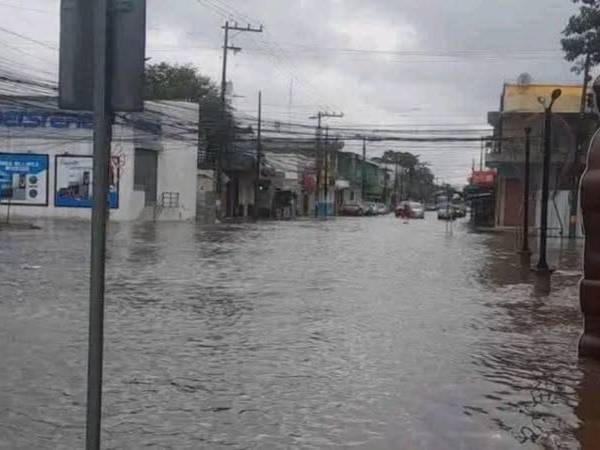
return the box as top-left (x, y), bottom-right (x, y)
top-left (0, 97), bottom-right (199, 222)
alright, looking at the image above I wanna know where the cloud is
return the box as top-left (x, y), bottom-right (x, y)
top-left (0, 0), bottom-right (583, 183)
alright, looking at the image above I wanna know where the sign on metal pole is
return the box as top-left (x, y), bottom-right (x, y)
top-left (59, 0), bottom-right (146, 112)
top-left (59, 1), bottom-right (146, 449)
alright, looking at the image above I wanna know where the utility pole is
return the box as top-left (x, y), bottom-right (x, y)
top-left (536, 89), bottom-right (562, 273)
top-left (310, 111), bottom-right (343, 217)
top-left (362, 137), bottom-right (367, 201)
top-left (570, 52), bottom-right (592, 239)
top-left (216, 21), bottom-right (263, 209)
top-left (254, 91), bottom-right (262, 220)
top-left (324, 126), bottom-right (330, 216)
top-left (400, 169), bottom-right (405, 200)
top-left (520, 127), bottom-right (532, 255)
top-left (394, 155), bottom-right (399, 205)
top-left (87, 1), bottom-right (111, 448)
top-left (480, 138), bottom-right (484, 171)
top-left (314, 112), bottom-right (322, 218)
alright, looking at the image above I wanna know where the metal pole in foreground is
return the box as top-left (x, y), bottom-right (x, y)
top-left (520, 127), bottom-right (532, 255)
top-left (86, 0), bottom-right (111, 448)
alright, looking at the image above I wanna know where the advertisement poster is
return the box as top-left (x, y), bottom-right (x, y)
top-left (55, 155), bottom-right (119, 208)
top-left (0, 153), bottom-right (49, 206)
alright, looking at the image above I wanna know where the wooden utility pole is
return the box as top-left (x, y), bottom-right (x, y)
top-left (254, 91), bottom-right (262, 220)
top-left (311, 111), bottom-right (343, 217)
top-left (362, 137), bottom-right (367, 201)
top-left (217, 21), bottom-right (263, 205)
top-left (314, 112), bottom-right (322, 217)
top-left (394, 155), bottom-right (399, 204)
top-left (324, 126), bottom-right (330, 216)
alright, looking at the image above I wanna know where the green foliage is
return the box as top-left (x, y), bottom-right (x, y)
top-left (373, 150), bottom-right (439, 202)
top-left (561, 0), bottom-right (600, 73)
top-left (378, 150), bottom-right (419, 168)
top-left (144, 62), bottom-right (219, 102)
top-left (144, 62), bottom-right (237, 168)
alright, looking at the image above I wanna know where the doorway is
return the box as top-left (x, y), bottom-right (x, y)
top-left (134, 149), bottom-right (158, 206)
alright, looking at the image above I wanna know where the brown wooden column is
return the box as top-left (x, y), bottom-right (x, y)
top-left (579, 125), bottom-right (600, 357)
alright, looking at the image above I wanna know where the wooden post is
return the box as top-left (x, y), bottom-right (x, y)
top-left (579, 126), bottom-right (600, 358)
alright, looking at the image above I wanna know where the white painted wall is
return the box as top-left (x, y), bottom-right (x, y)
top-left (1, 123), bottom-right (144, 221)
top-left (535, 190), bottom-right (584, 238)
top-left (156, 141), bottom-right (197, 221)
top-left (0, 99), bottom-right (199, 222)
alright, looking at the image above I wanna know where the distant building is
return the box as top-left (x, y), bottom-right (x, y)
top-left (486, 83), bottom-right (598, 236)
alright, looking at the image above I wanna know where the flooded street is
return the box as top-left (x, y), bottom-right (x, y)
top-left (1, 215), bottom-right (599, 449)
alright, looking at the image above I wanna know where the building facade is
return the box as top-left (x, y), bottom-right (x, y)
top-left (0, 97), bottom-right (198, 222)
top-left (487, 83), bottom-right (598, 236)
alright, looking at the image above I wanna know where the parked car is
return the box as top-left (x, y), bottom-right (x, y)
top-left (364, 202), bottom-right (378, 216)
top-left (376, 203), bottom-right (390, 215)
top-left (437, 205), bottom-right (453, 220)
top-left (340, 203), bottom-right (364, 216)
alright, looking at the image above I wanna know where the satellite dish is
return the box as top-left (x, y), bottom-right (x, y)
top-left (516, 73), bottom-right (533, 85)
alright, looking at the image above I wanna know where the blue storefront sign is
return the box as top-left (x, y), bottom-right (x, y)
top-left (0, 110), bottom-right (94, 129)
top-left (0, 153), bottom-right (49, 206)
top-left (55, 155), bottom-right (119, 209)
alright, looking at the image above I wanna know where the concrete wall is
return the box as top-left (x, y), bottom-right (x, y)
top-left (535, 190), bottom-right (584, 238)
top-left (156, 142), bottom-right (197, 221)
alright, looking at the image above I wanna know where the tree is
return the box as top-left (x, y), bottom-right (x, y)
top-left (144, 62), bottom-right (238, 168)
top-left (561, 0), bottom-right (600, 73)
top-left (379, 150), bottom-right (419, 169)
top-left (144, 62), bottom-right (218, 101)
top-left (373, 151), bottom-right (439, 202)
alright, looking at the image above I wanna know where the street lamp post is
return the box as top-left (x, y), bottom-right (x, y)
top-left (520, 127), bottom-right (532, 255)
top-left (536, 89), bottom-right (562, 273)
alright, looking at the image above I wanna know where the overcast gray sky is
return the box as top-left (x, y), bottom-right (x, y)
top-left (0, 0), bottom-right (585, 183)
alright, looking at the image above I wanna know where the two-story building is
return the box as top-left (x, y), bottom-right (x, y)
top-left (487, 83), bottom-right (598, 237)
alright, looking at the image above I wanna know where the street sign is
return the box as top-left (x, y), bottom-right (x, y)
top-left (59, 0), bottom-right (146, 112)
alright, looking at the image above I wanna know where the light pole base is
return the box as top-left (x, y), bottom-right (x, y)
top-left (532, 266), bottom-right (555, 275)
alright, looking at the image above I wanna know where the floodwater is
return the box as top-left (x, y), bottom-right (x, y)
top-left (1, 215), bottom-right (598, 449)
